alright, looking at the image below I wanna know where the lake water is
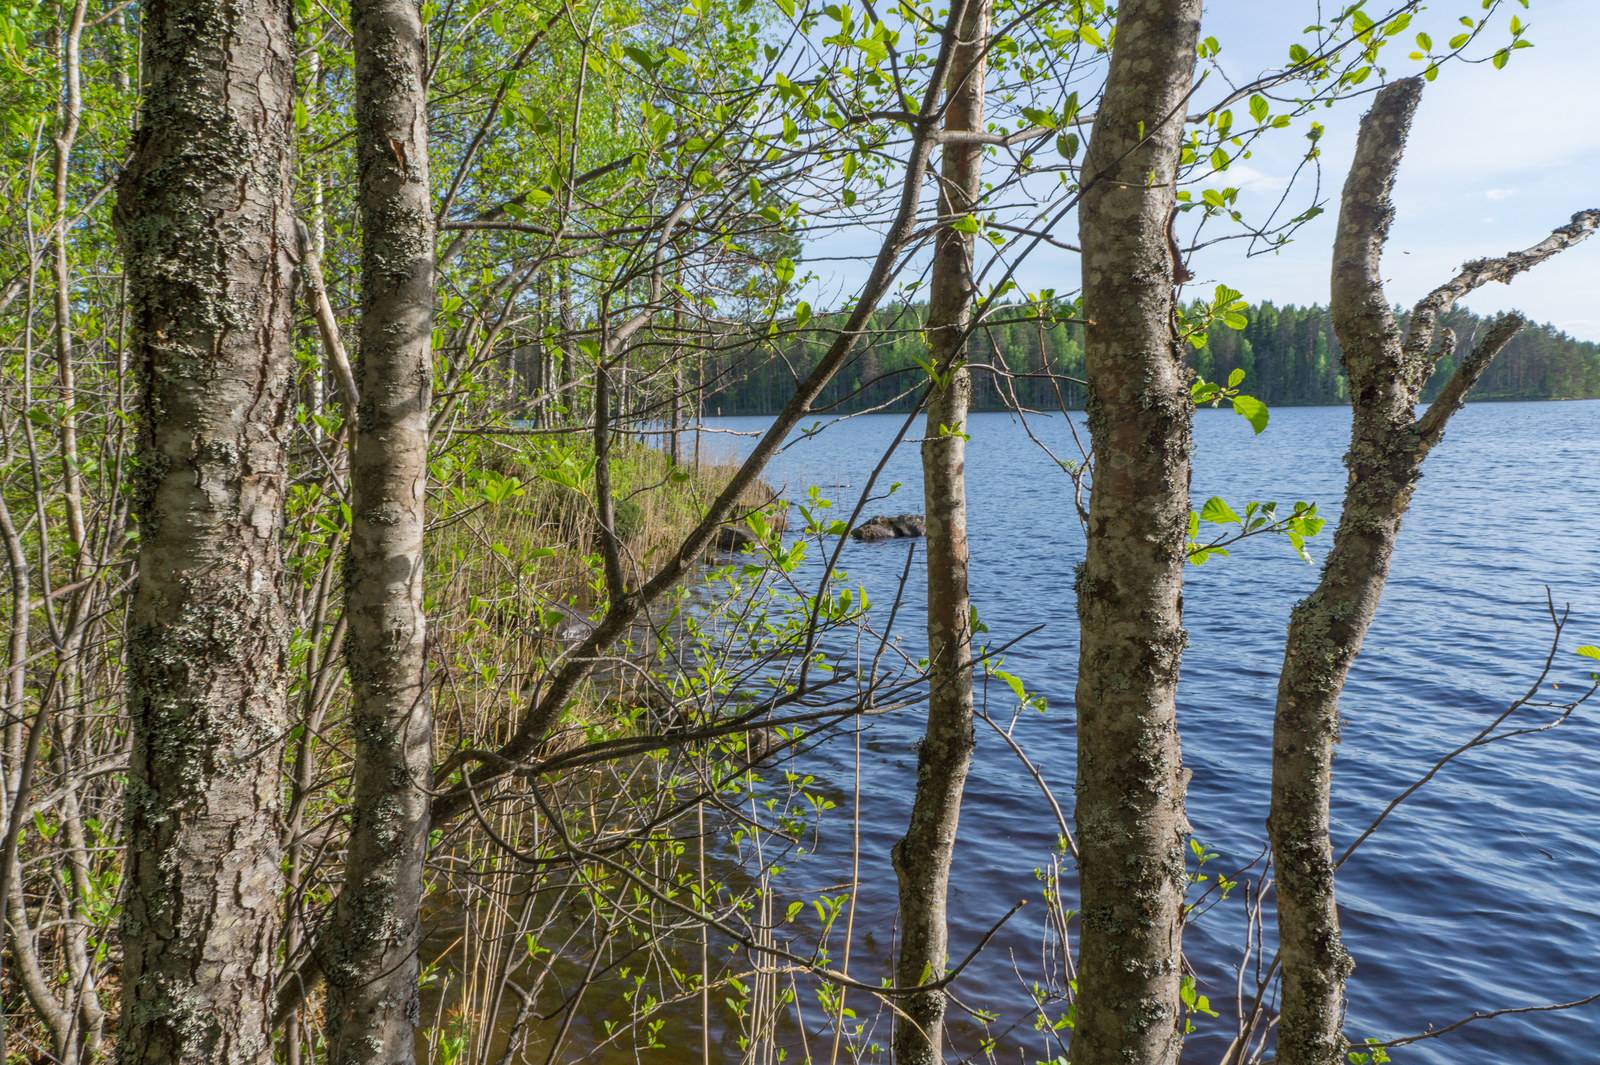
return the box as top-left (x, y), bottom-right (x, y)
top-left (697, 400), bottom-right (1600, 1064)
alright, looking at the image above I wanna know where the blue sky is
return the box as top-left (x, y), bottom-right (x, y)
top-left (799, 0), bottom-right (1600, 341)
top-left (1190, 0), bottom-right (1600, 341)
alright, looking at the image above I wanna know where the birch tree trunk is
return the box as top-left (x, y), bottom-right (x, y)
top-left (52, 0), bottom-right (90, 560)
top-left (1070, 3), bottom-right (1201, 1063)
top-left (889, 0), bottom-right (986, 1059)
top-left (113, 0), bottom-right (298, 1059)
top-left (322, 0), bottom-right (435, 1060)
top-left (1267, 77), bottom-right (1599, 1065)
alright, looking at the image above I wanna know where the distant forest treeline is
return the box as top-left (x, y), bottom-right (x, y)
top-left (701, 301), bottom-right (1600, 414)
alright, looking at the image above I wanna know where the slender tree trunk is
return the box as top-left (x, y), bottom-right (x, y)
top-left (669, 305), bottom-right (683, 465)
top-left (322, 0), bottom-right (434, 1061)
top-left (307, 174), bottom-right (328, 430)
top-left (108, 4), bottom-right (131, 92)
top-left (593, 358), bottom-right (628, 608)
top-left (559, 263), bottom-right (578, 424)
top-left (535, 271), bottom-right (551, 427)
top-left (53, 0), bottom-right (90, 561)
top-left (113, 0), bottom-right (298, 1058)
top-left (889, 1), bottom-right (986, 1060)
top-left (0, 494), bottom-right (30, 1062)
top-left (1070, 3), bottom-right (1201, 1064)
top-left (1267, 78), bottom-right (1599, 1065)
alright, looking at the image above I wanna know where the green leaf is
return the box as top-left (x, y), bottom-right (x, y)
top-left (1248, 94), bottom-right (1268, 123)
top-left (991, 668), bottom-right (1029, 706)
top-left (1020, 105), bottom-right (1058, 129)
top-left (774, 0), bottom-right (795, 15)
top-left (855, 37), bottom-right (887, 64)
top-left (950, 214), bottom-right (982, 234)
top-left (1576, 646), bottom-right (1600, 661)
top-left (1199, 496), bottom-right (1242, 526)
top-left (1232, 394), bottom-right (1269, 434)
top-left (794, 301), bottom-right (811, 329)
top-left (1227, 368), bottom-right (1245, 388)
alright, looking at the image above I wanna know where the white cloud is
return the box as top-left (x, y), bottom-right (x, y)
top-left (1197, 164), bottom-right (1286, 195)
top-left (1485, 189), bottom-right (1517, 201)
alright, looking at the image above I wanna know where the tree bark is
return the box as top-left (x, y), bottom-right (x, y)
top-left (322, 0), bottom-right (435, 1060)
top-left (593, 358), bottom-right (629, 609)
top-left (113, 0), bottom-right (298, 1059)
top-left (559, 262), bottom-right (579, 424)
top-left (1267, 78), bottom-right (1599, 1065)
top-left (669, 309), bottom-right (683, 466)
top-left (889, 0), bottom-right (986, 1060)
top-left (1070, 3), bottom-right (1201, 1063)
top-left (52, 0), bottom-right (90, 560)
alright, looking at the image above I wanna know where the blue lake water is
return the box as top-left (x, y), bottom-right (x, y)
top-left (700, 400), bottom-right (1600, 1063)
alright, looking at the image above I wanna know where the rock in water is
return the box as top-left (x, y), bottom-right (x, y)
top-left (850, 513), bottom-right (926, 541)
top-left (534, 600), bottom-right (595, 645)
top-left (714, 524), bottom-right (758, 552)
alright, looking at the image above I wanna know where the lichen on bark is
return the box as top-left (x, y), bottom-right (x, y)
top-left (320, 0), bottom-right (436, 1061)
top-left (1268, 78), bottom-right (1598, 1065)
top-left (1069, 4), bottom-right (1202, 1065)
top-left (114, 0), bottom-right (298, 1061)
